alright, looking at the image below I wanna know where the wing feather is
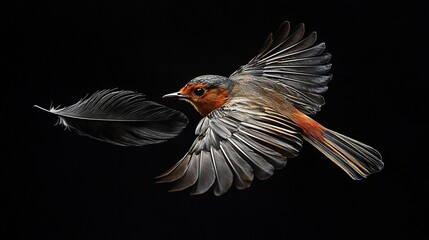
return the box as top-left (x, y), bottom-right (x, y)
top-left (227, 136), bottom-right (274, 180)
top-left (219, 142), bottom-right (254, 189)
top-left (210, 147), bottom-right (234, 196)
top-left (169, 154), bottom-right (199, 192)
top-left (230, 21), bottom-right (332, 115)
top-left (258, 23), bottom-right (306, 62)
top-left (191, 151), bottom-right (216, 195)
top-left (155, 154), bottom-right (191, 182)
top-left (233, 132), bottom-right (287, 169)
top-left (157, 102), bottom-right (302, 195)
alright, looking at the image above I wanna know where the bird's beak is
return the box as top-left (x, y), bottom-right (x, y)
top-left (163, 91), bottom-right (187, 99)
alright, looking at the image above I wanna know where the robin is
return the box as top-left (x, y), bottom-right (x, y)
top-left (158, 21), bottom-right (383, 196)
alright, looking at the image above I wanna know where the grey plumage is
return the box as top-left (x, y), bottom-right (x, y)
top-left (304, 129), bottom-right (383, 180)
top-left (231, 21), bottom-right (332, 115)
top-left (157, 101), bottom-right (303, 195)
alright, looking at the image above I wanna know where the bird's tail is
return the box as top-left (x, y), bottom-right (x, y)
top-left (295, 113), bottom-right (383, 180)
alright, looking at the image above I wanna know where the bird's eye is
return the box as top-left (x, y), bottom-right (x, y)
top-left (193, 88), bottom-right (205, 97)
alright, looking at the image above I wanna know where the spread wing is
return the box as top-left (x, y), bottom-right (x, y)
top-left (156, 100), bottom-right (303, 196)
top-left (230, 21), bottom-right (332, 115)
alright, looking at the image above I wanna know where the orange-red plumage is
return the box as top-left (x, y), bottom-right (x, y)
top-left (179, 83), bottom-right (230, 116)
top-left (292, 111), bottom-right (325, 142)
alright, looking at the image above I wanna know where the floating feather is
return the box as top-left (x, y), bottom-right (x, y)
top-left (34, 89), bottom-right (188, 146)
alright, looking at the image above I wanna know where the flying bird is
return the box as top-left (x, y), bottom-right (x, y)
top-left (157, 21), bottom-right (384, 196)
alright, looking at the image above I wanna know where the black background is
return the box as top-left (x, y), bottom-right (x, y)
top-left (2, 1), bottom-right (428, 239)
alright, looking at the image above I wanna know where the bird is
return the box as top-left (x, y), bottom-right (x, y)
top-left (157, 21), bottom-right (384, 196)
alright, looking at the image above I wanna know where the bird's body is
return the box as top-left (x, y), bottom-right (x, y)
top-left (159, 21), bottom-right (383, 195)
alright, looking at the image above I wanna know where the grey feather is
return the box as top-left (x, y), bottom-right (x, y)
top-left (34, 89), bottom-right (188, 146)
top-left (228, 136), bottom-right (274, 180)
top-left (210, 147), bottom-right (234, 196)
top-left (233, 132), bottom-right (287, 169)
top-left (219, 142), bottom-right (254, 189)
top-left (304, 128), bottom-right (383, 180)
top-left (156, 154), bottom-right (192, 183)
top-left (258, 23), bottom-right (306, 62)
top-left (192, 151), bottom-right (216, 195)
top-left (195, 116), bottom-right (210, 135)
top-left (238, 126), bottom-right (300, 158)
top-left (276, 53), bottom-right (331, 66)
top-left (169, 154), bottom-right (200, 192)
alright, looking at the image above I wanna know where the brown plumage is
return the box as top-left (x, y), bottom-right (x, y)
top-left (159, 21), bottom-right (383, 196)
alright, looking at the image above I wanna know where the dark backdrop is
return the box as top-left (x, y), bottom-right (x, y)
top-left (2, 1), bottom-right (427, 239)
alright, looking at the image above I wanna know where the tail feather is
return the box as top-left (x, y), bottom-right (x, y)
top-left (304, 128), bottom-right (383, 180)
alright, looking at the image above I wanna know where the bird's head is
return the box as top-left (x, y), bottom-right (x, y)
top-left (163, 75), bottom-right (236, 117)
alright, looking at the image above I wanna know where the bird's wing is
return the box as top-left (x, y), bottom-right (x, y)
top-left (156, 100), bottom-right (303, 196)
top-left (230, 21), bottom-right (332, 115)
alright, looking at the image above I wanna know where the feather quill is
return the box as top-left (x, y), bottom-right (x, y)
top-left (34, 89), bottom-right (188, 146)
